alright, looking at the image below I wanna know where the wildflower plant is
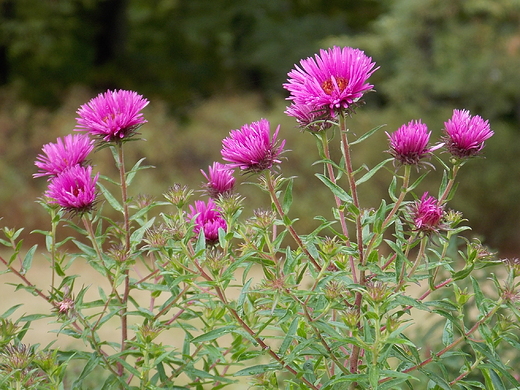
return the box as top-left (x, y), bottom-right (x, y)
top-left (0, 48), bottom-right (518, 390)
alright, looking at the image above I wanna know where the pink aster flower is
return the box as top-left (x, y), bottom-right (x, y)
top-left (75, 89), bottom-right (149, 143)
top-left (409, 192), bottom-right (445, 233)
top-left (45, 165), bottom-right (99, 213)
top-left (443, 109), bottom-right (493, 158)
top-left (187, 198), bottom-right (227, 243)
top-left (34, 133), bottom-right (94, 179)
top-left (284, 46), bottom-right (378, 114)
top-left (201, 162), bottom-right (235, 198)
top-left (387, 120), bottom-right (441, 166)
top-left (285, 103), bottom-right (336, 132)
top-left (221, 118), bottom-right (286, 172)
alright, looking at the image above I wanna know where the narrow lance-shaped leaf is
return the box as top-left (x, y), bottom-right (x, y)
top-left (282, 178), bottom-right (293, 214)
top-left (356, 158), bottom-right (393, 185)
top-left (350, 124), bottom-right (386, 145)
top-left (0, 304), bottom-right (23, 319)
top-left (315, 173), bottom-right (352, 203)
top-left (237, 278), bottom-right (253, 316)
top-left (21, 244), bottom-right (37, 273)
top-left (279, 317), bottom-right (299, 356)
top-left (129, 217), bottom-right (155, 249)
top-left (442, 319), bottom-right (453, 346)
top-left (125, 157), bottom-right (153, 186)
top-left (191, 326), bottom-right (237, 343)
top-left (482, 368), bottom-right (506, 390)
top-left (97, 182), bottom-right (123, 213)
top-left (234, 363), bottom-right (281, 377)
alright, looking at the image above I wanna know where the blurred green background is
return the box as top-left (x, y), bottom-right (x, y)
top-left (1, 0), bottom-right (520, 256)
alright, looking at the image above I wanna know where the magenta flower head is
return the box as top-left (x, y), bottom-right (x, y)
top-left (387, 120), bottom-right (441, 166)
top-left (201, 162), bottom-right (235, 198)
top-left (409, 192), bottom-right (445, 233)
top-left (75, 89), bottom-right (149, 143)
top-left (45, 165), bottom-right (99, 214)
top-left (34, 134), bottom-right (94, 179)
top-left (221, 118), bottom-right (286, 173)
top-left (285, 103), bottom-right (336, 132)
top-left (443, 109), bottom-right (493, 158)
top-left (187, 198), bottom-right (227, 243)
top-left (283, 46), bottom-right (378, 114)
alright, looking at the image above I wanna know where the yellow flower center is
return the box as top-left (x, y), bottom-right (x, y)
top-left (321, 77), bottom-right (349, 95)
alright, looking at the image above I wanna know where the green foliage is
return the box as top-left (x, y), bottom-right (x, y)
top-left (1, 80), bottom-right (520, 388)
top-left (0, 0), bottom-right (382, 109)
top-left (326, 0), bottom-right (520, 121)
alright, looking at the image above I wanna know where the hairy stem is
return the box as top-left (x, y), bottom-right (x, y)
top-left (338, 114), bottom-right (365, 382)
top-left (116, 144), bottom-right (132, 375)
top-left (339, 114), bottom-right (364, 269)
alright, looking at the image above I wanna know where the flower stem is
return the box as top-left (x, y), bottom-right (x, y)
top-left (117, 143), bottom-right (132, 374)
top-left (338, 115), bottom-right (364, 288)
top-left (49, 207), bottom-right (58, 291)
top-left (338, 114), bottom-right (365, 381)
top-left (439, 163), bottom-right (460, 204)
top-left (265, 170), bottom-right (321, 271)
top-left (319, 131), bottom-right (350, 240)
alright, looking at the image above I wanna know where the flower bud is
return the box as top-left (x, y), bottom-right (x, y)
top-left (164, 183), bottom-right (193, 208)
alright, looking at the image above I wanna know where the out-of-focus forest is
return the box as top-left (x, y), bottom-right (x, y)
top-left (1, 0), bottom-right (520, 255)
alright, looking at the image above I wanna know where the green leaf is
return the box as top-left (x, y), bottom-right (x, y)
top-left (0, 304), bottom-right (23, 319)
top-left (233, 363), bottom-right (281, 376)
top-left (72, 353), bottom-right (100, 389)
top-left (73, 239), bottom-right (97, 258)
top-left (97, 182), bottom-right (123, 213)
top-left (388, 176), bottom-right (398, 202)
top-left (407, 171), bottom-right (430, 192)
top-left (279, 317), bottom-right (299, 356)
top-left (471, 276), bottom-right (487, 313)
top-left (442, 319), bottom-right (453, 346)
top-left (394, 294), bottom-right (430, 312)
top-left (21, 244), bottom-right (37, 272)
top-left (471, 342), bottom-right (519, 384)
top-left (438, 170), bottom-right (449, 199)
top-left (126, 157), bottom-right (152, 186)
top-left (356, 158), bottom-right (393, 185)
top-left (350, 124), bottom-right (386, 145)
top-left (315, 173), bottom-right (352, 203)
top-left (194, 229), bottom-right (206, 253)
top-left (482, 368), bottom-right (506, 390)
top-left (452, 262), bottom-right (475, 281)
top-left (191, 326), bottom-right (236, 343)
top-left (19, 313), bottom-right (52, 322)
top-left (321, 374), bottom-right (367, 389)
top-left (419, 369), bottom-right (451, 390)
top-left (282, 178), bottom-right (293, 213)
top-left (237, 278), bottom-right (252, 316)
top-left (130, 217), bottom-right (155, 248)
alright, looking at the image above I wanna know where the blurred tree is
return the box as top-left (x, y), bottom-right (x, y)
top-left (0, 0), bottom-right (383, 109)
top-left (0, 0), bottom-right (101, 105)
top-left (0, 0), bottom-right (14, 85)
top-left (329, 0), bottom-right (520, 122)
